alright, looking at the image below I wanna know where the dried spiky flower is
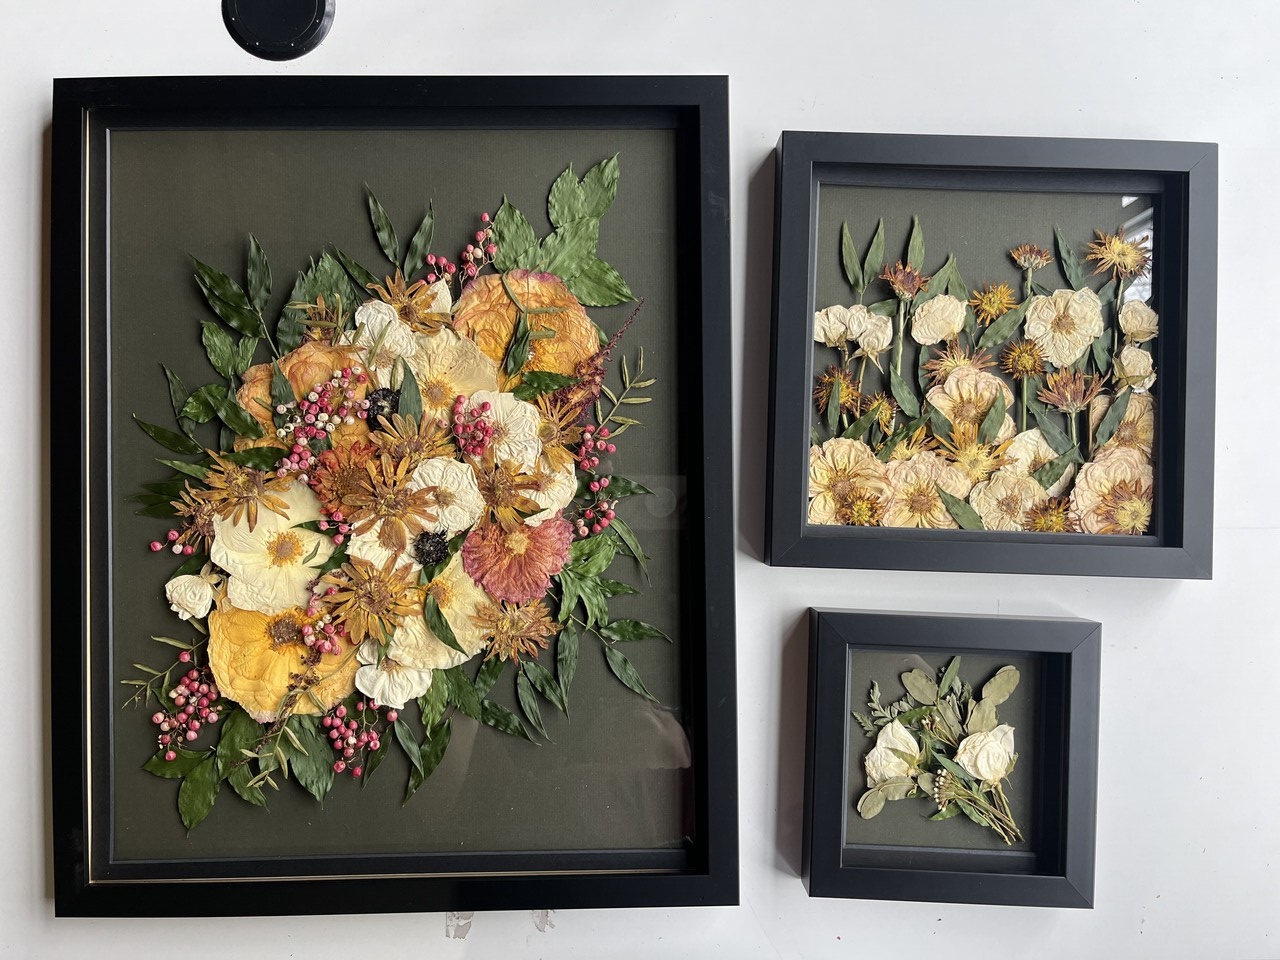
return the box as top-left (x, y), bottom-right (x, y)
top-left (1084, 229), bottom-right (1151, 280)
top-left (1000, 340), bottom-right (1046, 381)
top-left (887, 425), bottom-right (938, 461)
top-left (320, 555), bottom-right (422, 646)
top-left (345, 454), bottom-right (440, 553)
top-left (194, 452), bottom-right (291, 533)
top-left (834, 490), bottom-right (885, 526)
top-left (1037, 369), bottom-right (1106, 415)
top-left (368, 269), bottom-right (451, 334)
top-left (968, 282), bottom-right (1019, 326)
top-left (924, 342), bottom-right (996, 386)
top-left (1023, 497), bottom-right (1080, 533)
top-left (1093, 478), bottom-right (1154, 535)
top-left (937, 422), bottom-right (1013, 485)
top-left (370, 412), bottom-right (455, 467)
top-left (880, 261), bottom-right (931, 300)
top-left (473, 598), bottom-right (562, 663)
top-left (861, 392), bottom-right (898, 434)
top-left (471, 453), bottom-right (545, 532)
top-left (1009, 244), bottom-right (1053, 271)
top-left (813, 365), bottom-right (861, 416)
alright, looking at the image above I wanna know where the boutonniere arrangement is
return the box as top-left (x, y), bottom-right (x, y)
top-left (853, 657), bottom-right (1023, 844)
top-left (809, 217), bottom-right (1157, 535)
top-left (123, 157), bottom-right (669, 828)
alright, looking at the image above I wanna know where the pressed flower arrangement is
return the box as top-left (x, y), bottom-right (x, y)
top-left (808, 217), bottom-right (1158, 536)
top-left (122, 157), bottom-right (672, 829)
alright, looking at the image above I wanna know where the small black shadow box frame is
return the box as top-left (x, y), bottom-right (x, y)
top-left (803, 609), bottom-right (1100, 908)
top-left (51, 75), bottom-right (737, 917)
top-left (766, 131), bottom-right (1217, 579)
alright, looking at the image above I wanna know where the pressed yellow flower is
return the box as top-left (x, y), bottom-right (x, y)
top-left (1085, 229), bottom-right (1151, 280)
top-left (1009, 244), bottom-right (1053, 271)
top-left (924, 342), bottom-right (996, 386)
top-left (1071, 447), bottom-right (1154, 535)
top-left (880, 261), bottom-right (931, 300)
top-left (861, 392), bottom-right (897, 433)
top-left (969, 471), bottom-right (1047, 531)
top-left (834, 490), bottom-right (885, 526)
top-left (969, 282), bottom-right (1019, 326)
top-left (887, 425), bottom-right (937, 461)
top-left (1038, 369), bottom-right (1106, 416)
top-left (1000, 339), bottom-right (1045, 381)
top-left (1089, 392), bottom-right (1155, 460)
top-left (345, 453), bottom-right (440, 554)
top-left (195, 452), bottom-right (291, 533)
top-left (207, 599), bottom-right (357, 722)
top-left (807, 439), bottom-right (889, 525)
top-left (813, 365), bottom-right (861, 415)
top-left (472, 453), bottom-right (545, 531)
top-left (473, 598), bottom-right (562, 663)
top-left (938, 422), bottom-right (1013, 485)
top-left (370, 411), bottom-right (455, 468)
top-left (320, 554), bottom-right (422, 645)
top-left (882, 452), bottom-right (972, 528)
top-left (170, 485), bottom-right (219, 552)
top-left (536, 393), bottom-right (587, 472)
top-left (1023, 497), bottom-right (1080, 533)
top-left (369, 269), bottom-right (452, 334)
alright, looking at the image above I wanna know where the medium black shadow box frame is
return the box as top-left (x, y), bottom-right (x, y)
top-left (766, 131), bottom-right (1217, 578)
top-left (52, 75), bottom-right (737, 916)
top-left (803, 609), bottom-right (1100, 908)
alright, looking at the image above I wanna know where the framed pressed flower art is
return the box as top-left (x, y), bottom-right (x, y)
top-left (52, 75), bottom-right (736, 916)
top-left (766, 132), bottom-right (1217, 578)
top-left (803, 609), bottom-right (1100, 908)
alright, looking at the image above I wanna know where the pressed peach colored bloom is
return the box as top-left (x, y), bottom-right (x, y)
top-left (461, 516), bottom-right (574, 603)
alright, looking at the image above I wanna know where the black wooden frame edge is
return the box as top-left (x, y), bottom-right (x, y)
top-left (51, 74), bottom-right (738, 917)
top-left (802, 608), bottom-right (1100, 909)
top-left (765, 130), bottom-right (1217, 580)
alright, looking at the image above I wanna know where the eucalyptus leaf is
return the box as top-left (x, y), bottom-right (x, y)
top-left (856, 788), bottom-right (886, 819)
top-left (981, 665), bottom-right (1020, 706)
top-left (966, 697), bottom-right (998, 734)
top-left (878, 776), bottom-right (917, 802)
top-left (901, 669), bottom-right (938, 705)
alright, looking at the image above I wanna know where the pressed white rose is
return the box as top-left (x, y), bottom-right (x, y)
top-left (844, 304), bottom-right (873, 342)
top-left (882, 452), bottom-right (973, 529)
top-left (1119, 300), bottom-right (1158, 343)
top-left (349, 299), bottom-right (419, 388)
top-left (210, 481), bottom-right (334, 615)
top-left (854, 311), bottom-right (894, 369)
top-left (354, 638), bottom-right (435, 710)
top-left (1024, 288), bottom-right (1104, 366)
top-left (1088, 392), bottom-right (1155, 460)
top-left (525, 459), bottom-right (578, 526)
top-left (411, 456), bottom-right (485, 534)
top-left (969, 472), bottom-right (1048, 531)
top-left (1000, 428), bottom-right (1075, 497)
top-left (911, 294), bottom-right (966, 345)
top-left (864, 720), bottom-right (920, 788)
top-left (470, 390), bottom-right (542, 470)
top-left (954, 724), bottom-right (1017, 782)
top-left (807, 438), bottom-right (888, 525)
top-left (814, 305), bottom-right (854, 347)
top-left (1071, 446), bottom-right (1154, 534)
top-left (404, 328), bottom-right (500, 419)
top-left (926, 367), bottom-right (1016, 441)
top-left (165, 574), bottom-right (215, 621)
top-left (1113, 345), bottom-right (1156, 393)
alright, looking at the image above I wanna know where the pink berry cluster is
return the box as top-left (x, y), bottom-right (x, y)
top-left (150, 527), bottom-right (197, 555)
top-left (577, 484), bottom-right (619, 538)
top-left (154, 660), bottom-right (221, 760)
top-left (458, 213), bottom-right (498, 279)
top-left (273, 366), bottom-right (370, 482)
top-left (572, 425), bottom-right (621, 538)
top-left (316, 508), bottom-right (351, 547)
top-left (323, 700), bottom-right (393, 777)
top-left (424, 252), bottom-right (457, 284)
top-left (304, 584), bottom-right (350, 656)
top-left (575, 423), bottom-right (617, 472)
top-left (449, 394), bottom-right (494, 457)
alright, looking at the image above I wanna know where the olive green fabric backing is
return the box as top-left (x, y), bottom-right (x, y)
top-left (844, 649), bottom-right (1039, 851)
top-left (106, 127), bottom-right (688, 861)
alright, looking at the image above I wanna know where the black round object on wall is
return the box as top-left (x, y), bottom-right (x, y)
top-left (222, 0), bottom-right (335, 61)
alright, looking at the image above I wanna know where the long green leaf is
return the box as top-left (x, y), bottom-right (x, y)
top-left (332, 246), bottom-right (380, 295)
top-left (392, 718), bottom-right (424, 775)
top-left (473, 656), bottom-right (505, 698)
top-left (840, 406), bottom-right (879, 440)
top-left (398, 362), bottom-right (423, 422)
top-left (490, 198), bottom-right (537, 272)
top-left (404, 718), bottom-right (451, 803)
top-left (889, 365), bottom-right (920, 419)
top-left (840, 221), bottom-right (864, 293)
top-left (402, 205), bottom-right (435, 278)
top-left (906, 215), bottom-right (925, 268)
top-left (977, 298), bottom-right (1030, 350)
top-left (603, 644), bottom-right (657, 701)
top-left (365, 185), bottom-right (400, 265)
top-left (1094, 390), bottom-right (1131, 448)
top-left (133, 416), bottom-right (202, 455)
top-left (1033, 450), bottom-right (1078, 489)
top-left (557, 623), bottom-right (579, 703)
top-left (516, 670), bottom-right (548, 739)
top-left (1030, 400), bottom-right (1075, 455)
top-left (480, 699), bottom-right (535, 742)
top-left (599, 619), bottom-right (669, 643)
top-left (444, 665), bottom-right (481, 718)
top-left (424, 593), bottom-right (466, 655)
top-left (247, 234), bottom-right (271, 313)
top-left (1055, 226), bottom-right (1086, 290)
top-left (863, 219), bottom-right (886, 291)
top-left (937, 486), bottom-right (985, 530)
top-left (177, 756), bottom-right (220, 830)
top-left (521, 660), bottom-right (568, 713)
top-left (978, 389), bottom-right (1008, 444)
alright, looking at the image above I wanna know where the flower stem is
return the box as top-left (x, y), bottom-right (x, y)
top-left (893, 300), bottom-right (906, 378)
top-left (1023, 268), bottom-right (1033, 300)
top-left (1112, 278), bottom-right (1127, 355)
top-left (1020, 378), bottom-right (1027, 433)
top-left (1069, 411), bottom-right (1078, 451)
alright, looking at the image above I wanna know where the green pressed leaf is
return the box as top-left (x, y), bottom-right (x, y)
top-left (916, 254), bottom-right (954, 306)
top-left (516, 669), bottom-right (548, 739)
top-left (966, 697), bottom-right (998, 734)
top-left (161, 365), bottom-right (189, 422)
top-left (283, 716), bottom-right (334, 803)
top-left (878, 776), bottom-right (917, 802)
top-left (491, 199), bottom-right (538, 272)
top-left (419, 672), bottom-right (449, 730)
top-left (889, 365), bottom-right (920, 419)
top-left (603, 644), bottom-right (656, 701)
top-left (929, 804), bottom-right (963, 821)
top-left (134, 416), bottom-right (202, 455)
top-left (473, 656), bottom-right (505, 698)
top-left (604, 476), bottom-right (654, 499)
top-left (332, 246), bottom-right (380, 296)
top-left (393, 718), bottom-right (424, 775)
top-left (402, 205), bottom-right (435, 278)
top-left (213, 392), bottom-right (264, 439)
top-left (937, 486), bottom-right (985, 530)
top-left (566, 257), bottom-right (634, 306)
top-left (404, 718), bottom-right (451, 803)
top-left (840, 221), bottom-right (864, 293)
top-left (840, 406), bottom-right (878, 441)
top-left (143, 747), bottom-right (209, 779)
top-left (978, 388), bottom-right (1008, 444)
top-left (597, 578), bottom-right (639, 598)
top-left (503, 313), bottom-right (532, 377)
top-left (157, 458), bottom-right (208, 482)
top-left (599, 619), bottom-right (669, 643)
top-left (875, 415), bottom-right (927, 462)
top-left (270, 362), bottom-right (294, 410)
top-left (981, 665), bottom-right (1021, 706)
top-left (1033, 449), bottom-right (1078, 489)
top-left (279, 252), bottom-right (360, 351)
top-left (480, 699), bottom-right (535, 742)
top-left (548, 165), bottom-right (588, 226)
top-left (247, 234), bottom-right (271, 313)
top-left (360, 736), bottom-right (391, 788)
top-left (1054, 226), bottom-right (1086, 290)
top-left (856, 788), bottom-right (886, 819)
top-left (365, 186), bottom-right (400, 265)
top-left (917, 334), bottom-right (932, 394)
top-left (1097, 278), bottom-right (1118, 305)
top-left (398, 362), bottom-right (423, 422)
top-left (177, 756), bottom-right (221, 830)
top-left (569, 534), bottom-right (618, 578)
top-left (223, 447), bottom-right (284, 470)
top-left (581, 155), bottom-right (620, 218)
top-left (231, 337), bottom-right (258, 376)
top-left (934, 753), bottom-right (978, 786)
top-left (192, 260), bottom-right (265, 338)
top-left (901, 669), bottom-right (938, 705)
top-left (557, 623), bottom-right (579, 701)
top-left (977, 298), bottom-right (1030, 349)
top-left (939, 656), bottom-right (962, 697)
top-left (444, 665), bottom-right (482, 719)
top-left (955, 797), bottom-right (990, 827)
top-left (511, 370), bottom-right (578, 401)
top-left (200, 320), bottom-right (237, 379)
top-left (906, 215), bottom-right (925, 268)
top-left (180, 383), bottom-right (225, 423)
top-left (1094, 390), bottom-right (1131, 447)
top-left (826, 377), bottom-right (841, 437)
top-left (521, 660), bottom-right (568, 713)
top-left (1092, 335), bottom-right (1113, 376)
top-left (866, 298), bottom-right (897, 317)
top-left (424, 593), bottom-right (466, 655)
top-left (217, 708), bottom-right (266, 806)
top-left (1030, 401), bottom-right (1075, 455)
top-left (863, 219), bottom-right (886, 289)
top-left (929, 406), bottom-right (953, 444)
top-left (134, 502), bottom-right (179, 518)
top-left (1030, 278), bottom-right (1054, 297)
top-left (539, 218), bottom-right (599, 279)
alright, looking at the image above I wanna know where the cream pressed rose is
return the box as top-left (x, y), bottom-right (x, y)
top-left (926, 367), bottom-right (1016, 440)
top-left (1024, 287), bottom-right (1104, 366)
top-left (807, 438), bottom-right (888, 525)
top-left (1089, 392), bottom-right (1155, 460)
top-left (525, 459), bottom-right (578, 526)
top-left (882, 452), bottom-right (973, 529)
top-left (954, 725), bottom-right (1017, 782)
top-left (911, 294), bottom-right (966, 346)
top-left (411, 456), bottom-right (485, 534)
top-left (1071, 446), bottom-right (1154, 534)
top-left (469, 390), bottom-right (543, 471)
top-left (814, 305), bottom-right (855, 347)
top-left (350, 299), bottom-right (419, 388)
top-left (1113, 345), bottom-right (1156, 393)
top-left (404, 328), bottom-right (500, 420)
top-left (854, 311), bottom-right (894, 368)
top-left (1001, 428), bottom-right (1075, 497)
top-left (1119, 300), bottom-right (1158, 343)
top-left (354, 636), bottom-right (435, 710)
top-left (864, 720), bottom-right (920, 787)
top-left (969, 472), bottom-right (1048, 531)
top-left (165, 574), bottom-right (216, 621)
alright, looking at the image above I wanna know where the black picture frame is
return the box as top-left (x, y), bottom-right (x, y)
top-left (803, 608), bottom-right (1100, 908)
top-left (766, 131), bottom-right (1217, 579)
top-left (51, 75), bottom-right (737, 917)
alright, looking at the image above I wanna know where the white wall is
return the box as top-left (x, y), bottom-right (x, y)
top-left (5, 1), bottom-right (1276, 956)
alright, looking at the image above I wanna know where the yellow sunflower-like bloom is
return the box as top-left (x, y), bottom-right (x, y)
top-left (208, 599), bottom-right (357, 723)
